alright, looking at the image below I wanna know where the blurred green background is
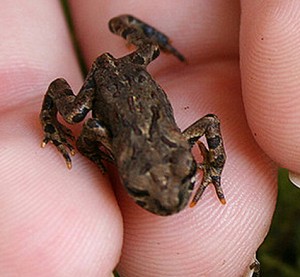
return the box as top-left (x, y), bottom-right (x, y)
top-left (60, 2), bottom-right (300, 276)
top-left (257, 169), bottom-right (300, 277)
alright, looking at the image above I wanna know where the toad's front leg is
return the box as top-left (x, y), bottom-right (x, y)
top-left (40, 75), bottom-right (95, 168)
top-left (76, 118), bottom-right (115, 173)
top-left (182, 114), bottom-right (226, 206)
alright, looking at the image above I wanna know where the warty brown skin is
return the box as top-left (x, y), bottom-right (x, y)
top-left (40, 15), bottom-right (226, 216)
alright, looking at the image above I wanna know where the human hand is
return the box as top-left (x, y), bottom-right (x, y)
top-left (1, 1), bottom-right (288, 276)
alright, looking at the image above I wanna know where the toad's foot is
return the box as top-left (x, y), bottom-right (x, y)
top-left (190, 141), bottom-right (226, 207)
top-left (40, 114), bottom-right (75, 169)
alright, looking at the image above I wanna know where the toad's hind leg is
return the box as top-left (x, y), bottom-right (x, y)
top-left (109, 14), bottom-right (186, 62)
top-left (76, 118), bottom-right (115, 172)
top-left (182, 114), bottom-right (226, 206)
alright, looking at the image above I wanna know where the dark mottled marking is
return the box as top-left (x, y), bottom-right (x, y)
top-left (211, 175), bottom-right (220, 183)
top-left (137, 73), bottom-right (146, 83)
top-left (150, 172), bottom-right (159, 184)
top-left (213, 154), bottom-right (226, 166)
top-left (127, 96), bottom-right (135, 112)
top-left (132, 54), bottom-right (145, 65)
top-left (42, 115), bottom-right (51, 121)
top-left (107, 84), bottom-right (117, 93)
top-left (152, 48), bottom-right (160, 60)
top-left (150, 91), bottom-right (156, 99)
top-left (44, 124), bottom-right (55, 134)
top-left (53, 140), bottom-right (61, 147)
top-left (188, 182), bottom-right (195, 191)
top-left (112, 90), bottom-right (121, 97)
top-left (130, 144), bottom-right (137, 161)
top-left (82, 78), bottom-right (96, 90)
top-left (83, 137), bottom-right (93, 146)
top-left (168, 155), bottom-right (178, 164)
top-left (161, 135), bottom-right (177, 148)
top-left (132, 124), bottom-right (142, 135)
top-left (121, 27), bottom-right (135, 39)
top-left (187, 136), bottom-right (199, 146)
top-left (87, 118), bottom-right (101, 128)
top-left (72, 107), bottom-right (89, 123)
top-left (161, 154), bottom-right (170, 164)
top-left (207, 136), bottom-right (221, 149)
top-left (177, 190), bottom-right (186, 208)
top-left (42, 95), bottom-right (54, 110)
top-left (149, 105), bottom-right (160, 138)
top-left (126, 15), bottom-right (134, 22)
top-left (139, 162), bottom-right (152, 174)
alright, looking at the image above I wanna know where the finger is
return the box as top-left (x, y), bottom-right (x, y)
top-left (240, 0), bottom-right (300, 174)
top-left (114, 61), bottom-right (277, 276)
top-left (0, 1), bottom-right (122, 275)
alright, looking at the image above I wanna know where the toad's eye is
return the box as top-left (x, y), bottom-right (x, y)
top-left (126, 186), bottom-right (150, 198)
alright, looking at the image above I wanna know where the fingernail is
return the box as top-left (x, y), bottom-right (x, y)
top-left (288, 171), bottom-right (300, 189)
top-left (245, 255), bottom-right (260, 277)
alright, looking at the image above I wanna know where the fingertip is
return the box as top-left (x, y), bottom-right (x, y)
top-left (240, 1), bottom-right (300, 172)
top-left (289, 171), bottom-right (300, 189)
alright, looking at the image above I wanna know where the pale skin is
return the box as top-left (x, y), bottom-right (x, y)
top-left (1, 0), bottom-right (299, 276)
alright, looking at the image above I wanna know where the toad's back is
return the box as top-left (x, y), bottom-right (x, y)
top-left (92, 53), bottom-right (181, 144)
